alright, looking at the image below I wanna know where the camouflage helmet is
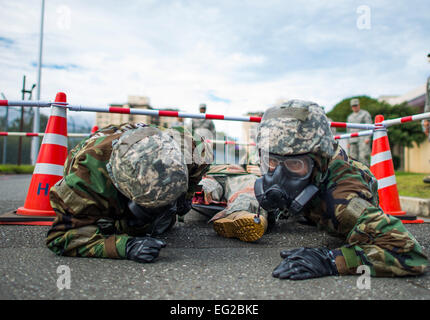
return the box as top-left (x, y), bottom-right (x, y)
top-left (256, 99), bottom-right (335, 158)
top-left (107, 126), bottom-right (188, 208)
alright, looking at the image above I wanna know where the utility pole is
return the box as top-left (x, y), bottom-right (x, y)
top-left (31, 0), bottom-right (45, 165)
top-left (17, 76), bottom-right (26, 166)
top-left (1, 92), bottom-right (7, 164)
top-left (17, 76), bottom-right (36, 165)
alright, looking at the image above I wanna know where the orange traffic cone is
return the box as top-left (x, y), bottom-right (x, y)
top-left (370, 115), bottom-right (423, 224)
top-left (0, 92), bottom-right (68, 226)
top-left (91, 125), bottom-right (99, 134)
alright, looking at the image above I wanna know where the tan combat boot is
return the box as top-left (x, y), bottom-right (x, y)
top-left (213, 211), bottom-right (267, 242)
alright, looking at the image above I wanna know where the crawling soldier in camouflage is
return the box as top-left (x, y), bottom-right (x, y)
top-left (46, 123), bottom-right (211, 263)
top-left (252, 100), bottom-right (428, 280)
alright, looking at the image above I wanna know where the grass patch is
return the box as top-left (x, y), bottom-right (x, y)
top-left (395, 171), bottom-right (430, 198)
top-left (0, 164), bottom-right (35, 174)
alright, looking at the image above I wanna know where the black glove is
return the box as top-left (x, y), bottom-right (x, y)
top-left (272, 247), bottom-right (339, 280)
top-left (125, 237), bottom-right (166, 263)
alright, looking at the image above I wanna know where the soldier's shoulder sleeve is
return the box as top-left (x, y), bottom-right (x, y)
top-left (324, 153), bottom-right (377, 203)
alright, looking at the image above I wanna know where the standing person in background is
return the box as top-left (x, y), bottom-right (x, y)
top-left (422, 54), bottom-right (430, 183)
top-left (346, 98), bottom-right (372, 166)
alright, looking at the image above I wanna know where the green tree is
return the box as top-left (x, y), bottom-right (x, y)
top-left (381, 102), bottom-right (426, 149)
top-left (327, 97), bottom-right (425, 148)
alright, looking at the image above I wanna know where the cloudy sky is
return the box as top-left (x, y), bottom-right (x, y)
top-left (0, 0), bottom-right (429, 139)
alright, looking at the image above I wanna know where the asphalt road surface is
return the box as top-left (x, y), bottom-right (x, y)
top-left (1, 174), bottom-right (429, 300)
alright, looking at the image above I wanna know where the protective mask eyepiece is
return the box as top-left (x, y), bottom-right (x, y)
top-left (255, 154), bottom-right (316, 214)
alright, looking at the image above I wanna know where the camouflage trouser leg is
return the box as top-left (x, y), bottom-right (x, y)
top-left (348, 143), bottom-right (359, 161)
top-left (343, 207), bottom-right (427, 276)
top-left (349, 142), bottom-right (370, 166)
top-left (357, 140), bottom-right (371, 167)
top-left (46, 222), bottom-right (130, 259)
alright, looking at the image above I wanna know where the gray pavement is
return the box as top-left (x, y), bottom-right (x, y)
top-left (0, 174), bottom-right (430, 300)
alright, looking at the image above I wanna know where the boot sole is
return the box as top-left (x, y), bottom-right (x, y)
top-left (213, 214), bottom-right (265, 242)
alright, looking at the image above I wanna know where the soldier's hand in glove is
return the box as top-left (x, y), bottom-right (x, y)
top-left (126, 237), bottom-right (166, 263)
top-left (272, 247), bottom-right (339, 280)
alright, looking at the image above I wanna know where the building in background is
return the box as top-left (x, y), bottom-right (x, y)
top-left (379, 85), bottom-right (426, 110)
top-left (378, 84), bottom-right (430, 173)
top-left (96, 95), bottom-right (179, 129)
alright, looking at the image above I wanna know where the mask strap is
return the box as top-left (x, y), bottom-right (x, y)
top-left (253, 206), bottom-right (261, 224)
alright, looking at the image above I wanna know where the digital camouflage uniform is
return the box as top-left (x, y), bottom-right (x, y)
top-left (347, 108), bottom-right (372, 166)
top-left (46, 123), bottom-right (211, 260)
top-left (257, 100), bottom-right (427, 277)
top-left (199, 164), bottom-right (266, 221)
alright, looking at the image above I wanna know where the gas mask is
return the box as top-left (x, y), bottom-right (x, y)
top-left (254, 153), bottom-right (319, 216)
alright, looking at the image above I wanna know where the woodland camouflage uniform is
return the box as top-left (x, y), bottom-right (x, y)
top-left (46, 123), bottom-right (210, 259)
